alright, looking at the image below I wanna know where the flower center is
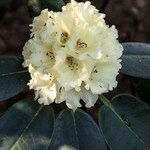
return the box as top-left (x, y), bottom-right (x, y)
top-left (66, 56), bottom-right (79, 71)
top-left (46, 51), bottom-right (55, 60)
top-left (61, 32), bottom-right (69, 43)
top-left (76, 39), bottom-right (87, 49)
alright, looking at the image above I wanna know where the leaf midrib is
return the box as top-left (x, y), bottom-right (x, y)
top-left (72, 111), bottom-right (80, 150)
top-left (10, 105), bottom-right (44, 150)
top-left (100, 95), bottom-right (146, 145)
top-left (0, 70), bottom-right (28, 77)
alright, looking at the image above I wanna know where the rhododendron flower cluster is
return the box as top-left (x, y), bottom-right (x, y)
top-left (23, 0), bottom-right (123, 110)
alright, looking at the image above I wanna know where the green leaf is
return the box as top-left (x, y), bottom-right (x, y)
top-left (49, 109), bottom-right (107, 150)
top-left (99, 94), bottom-right (150, 150)
top-left (121, 42), bottom-right (150, 79)
top-left (40, 0), bottom-right (66, 11)
top-left (28, 0), bottom-right (66, 17)
top-left (137, 79), bottom-right (150, 104)
top-left (0, 56), bottom-right (30, 101)
top-left (0, 98), bottom-right (55, 149)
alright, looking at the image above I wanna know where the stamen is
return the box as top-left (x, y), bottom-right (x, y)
top-left (49, 74), bottom-right (54, 83)
top-left (93, 66), bottom-right (98, 73)
top-left (46, 51), bottom-right (55, 60)
top-left (66, 56), bottom-right (79, 71)
top-left (77, 39), bottom-right (87, 49)
top-left (61, 32), bottom-right (69, 43)
top-left (59, 87), bottom-right (63, 93)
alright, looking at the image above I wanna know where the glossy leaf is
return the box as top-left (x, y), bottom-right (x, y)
top-left (0, 56), bottom-right (30, 101)
top-left (49, 109), bottom-right (107, 150)
top-left (99, 94), bottom-right (150, 150)
top-left (0, 98), bottom-right (55, 149)
top-left (121, 42), bottom-right (150, 79)
top-left (28, 0), bottom-right (66, 17)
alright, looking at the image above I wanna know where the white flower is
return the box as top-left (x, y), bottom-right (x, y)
top-left (23, 0), bottom-right (123, 110)
top-left (28, 65), bottom-right (56, 105)
top-left (54, 51), bottom-right (89, 91)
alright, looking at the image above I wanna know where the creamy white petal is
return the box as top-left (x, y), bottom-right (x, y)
top-left (54, 51), bottom-right (89, 91)
top-left (30, 9), bottom-right (51, 37)
top-left (28, 65), bottom-right (56, 105)
top-left (35, 84), bottom-right (56, 105)
top-left (80, 86), bottom-right (98, 108)
top-left (62, 0), bottom-right (106, 26)
top-left (55, 82), bottom-right (66, 104)
top-left (65, 89), bottom-right (81, 111)
top-left (55, 83), bottom-right (81, 110)
top-left (67, 26), bottom-right (102, 60)
top-left (85, 60), bottom-right (121, 94)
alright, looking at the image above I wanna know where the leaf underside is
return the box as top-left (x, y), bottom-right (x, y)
top-left (121, 42), bottom-right (150, 79)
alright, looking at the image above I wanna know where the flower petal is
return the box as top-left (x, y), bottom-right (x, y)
top-left (80, 86), bottom-right (98, 108)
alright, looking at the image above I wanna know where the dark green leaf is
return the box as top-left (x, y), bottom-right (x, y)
top-left (81, 0), bottom-right (109, 11)
top-left (49, 109), bottom-right (107, 150)
top-left (137, 78), bottom-right (150, 104)
top-left (0, 98), bottom-right (55, 149)
top-left (28, 0), bottom-right (42, 17)
top-left (99, 94), bottom-right (150, 150)
top-left (28, 0), bottom-right (66, 17)
top-left (0, 56), bottom-right (30, 101)
top-left (121, 42), bottom-right (150, 79)
top-left (40, 0), bottom-right (66, 11)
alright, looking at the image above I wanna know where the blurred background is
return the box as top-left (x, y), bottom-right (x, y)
top-left (0, 0), bottom-right (149, 117)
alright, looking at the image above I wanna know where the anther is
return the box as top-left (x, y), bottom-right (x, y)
top-left (77, 39), bottom-right (87, 49)
top-left (61, 32), bottom-right (69, 43)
